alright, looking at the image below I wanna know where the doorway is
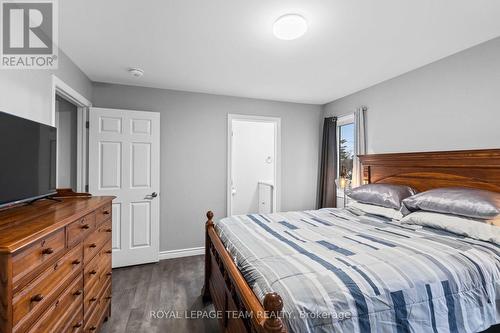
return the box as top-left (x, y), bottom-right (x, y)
top-left (52, 75), bottom-right (92, 193)
top-left (55, 95), bottom-right (78, 190)
top-left (227, 114), bottom-right (281, 216)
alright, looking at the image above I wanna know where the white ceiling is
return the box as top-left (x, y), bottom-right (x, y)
top-left (59, 0), bottom-right (500, 104)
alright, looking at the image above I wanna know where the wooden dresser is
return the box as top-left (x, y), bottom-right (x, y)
top-left (0, 196), bottom-right (115, 333)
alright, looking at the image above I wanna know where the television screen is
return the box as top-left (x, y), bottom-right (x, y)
top-left (0, 111), bottom-right (57, 208)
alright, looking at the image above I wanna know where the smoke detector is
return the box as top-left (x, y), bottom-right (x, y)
top-left (128, 68), bottom-right (144, 78)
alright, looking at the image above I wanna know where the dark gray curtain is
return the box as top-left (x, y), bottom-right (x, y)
top-left (318, 117), bottom-right (337, 208)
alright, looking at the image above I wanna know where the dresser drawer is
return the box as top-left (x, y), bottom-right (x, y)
top-left (12, 229), bottom-right (66, 286)
top-left (67, 212), bottom-right (96, 247)
top-left (96, 239), bottom-right (112, 287)
top-left (13, 243), bottom-right (83, 332)
top-left (96, 203), bottom-right (112, 226)
top-left (83, 256), bottom-right (100, 300)
top-left (101, 281), bottom-right (112, 306)
top-left (84, 219), bottom-right (112, 264)
top-left (84, 240), bottom-right (112, 321)
top-left (84, 277), bottom-right (111, 324)
top-left (83, 309), bottom-right (101, 333)
top-left (99, 239), bottom-right (112, 278)
top-left (84, 280), bottom-right (111, 333)
top-left (83, 282), bottom-right (100, 323)
top-left (60, 305), bottom-right (84, 333)
top-left (25, 275), bottom-right (83, 333)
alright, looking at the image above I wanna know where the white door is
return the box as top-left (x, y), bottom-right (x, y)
top-left (89, 108), bottom-right (160, 268)
top-left (228, 115), bottom-right (280, 216)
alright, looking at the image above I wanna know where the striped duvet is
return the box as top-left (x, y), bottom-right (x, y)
top-left (215, 208), bottom-right (500, 333)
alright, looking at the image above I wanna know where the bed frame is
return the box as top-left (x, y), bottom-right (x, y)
top-left (203, 148), bottom-right (500, 333)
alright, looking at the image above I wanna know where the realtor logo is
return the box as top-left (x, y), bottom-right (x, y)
top-left (1, 0), bottom-right (58, 69)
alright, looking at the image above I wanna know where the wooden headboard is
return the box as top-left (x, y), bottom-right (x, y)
top-left (359, 149), bottom-right (500, 193)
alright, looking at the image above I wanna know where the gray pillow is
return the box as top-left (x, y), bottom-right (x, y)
top-left (345, 184), bottom-right (417, 209)
top-left (402, 187), bottom-right (500, 219)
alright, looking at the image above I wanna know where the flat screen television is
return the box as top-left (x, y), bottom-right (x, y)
top-left (0, 111), bottom-right (57, 208)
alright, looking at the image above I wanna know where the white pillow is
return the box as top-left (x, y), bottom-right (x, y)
top-left (400, 211), bottom-right (500, 245)
top-left (347, 201), bottom-right (404, 220)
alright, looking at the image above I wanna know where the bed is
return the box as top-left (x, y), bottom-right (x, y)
top-left (202, 149), bottom-right (500, 333)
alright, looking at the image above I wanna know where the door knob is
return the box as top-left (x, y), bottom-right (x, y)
top-left (151, 192), bottom-right (158, 198)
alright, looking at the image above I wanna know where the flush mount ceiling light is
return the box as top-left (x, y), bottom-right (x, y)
top-left (128, 67), bottom-right (144, 78)
top-left (273, 14), bottom-right (308, 40)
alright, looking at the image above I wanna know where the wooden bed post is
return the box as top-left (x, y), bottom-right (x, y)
top-left (203, 210), bottom-right (288, 332)
top-left (263, 292), bottom-right (286, 333)
top-left (362, 165), bottom-right (371, 185)
top-left (202, 210), bottom-right (214, 301)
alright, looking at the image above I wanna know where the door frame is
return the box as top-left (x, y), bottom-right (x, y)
top-left (51, 75), bottom-right (92, 192)
top-left (227, 114), bottom-right (281, 216)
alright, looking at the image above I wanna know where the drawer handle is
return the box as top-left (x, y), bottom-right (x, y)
top-left (73, 322), bottom-right (83, 328)
top-left (89, 270), bottom-right (97, 275)
top-left (106, 250), bottom-right (112, 254)
top-left (73, 289), bottom-right (83, 296)
top-left (105, 295), bottom-right (112, 300)
top-left (30, 294), bottom-right (44, 302)
top-left (90, 326), bottom-right (97, 331)
top-left (41, 247), bottom-right (54, 255)
top-left (105, 228), bottom-right (112, 233)
top-left (103, 210), bottom-right (110, 215)
top-left (89, 243), bottom-right (97, 248)
top-left (106, 272), bottom-right (112, 277)
top-left (72, 259), bottom-right (81, 265)
top-left (90, 297), bottom-right (97, 302)
top-left (81, 224), bottom-right (90, 230)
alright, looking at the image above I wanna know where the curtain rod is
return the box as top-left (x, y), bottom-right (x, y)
top-left (327, 105), bottom-right (368, 118)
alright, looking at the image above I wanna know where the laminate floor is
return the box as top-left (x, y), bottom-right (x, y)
top-left (101, 255), bottom-right (219, 333)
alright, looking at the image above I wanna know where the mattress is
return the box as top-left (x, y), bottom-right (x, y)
top-left (215, 208), bottom-right (500, 333)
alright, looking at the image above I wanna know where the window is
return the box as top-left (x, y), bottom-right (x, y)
top-left (339, 123), bottom-right (354, 181)
top-left (337, 115), bottom-right (355, 183)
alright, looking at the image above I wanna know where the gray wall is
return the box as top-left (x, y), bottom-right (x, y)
top-left (323, 37), bottom-right (500, 154)
top-left (0, 50), bottom-right (92, 126)
top-left (92, 83), bottom-right (323, 252)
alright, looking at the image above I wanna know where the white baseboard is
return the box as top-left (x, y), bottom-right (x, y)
top-left (158, 246), bottom-right (204, 260)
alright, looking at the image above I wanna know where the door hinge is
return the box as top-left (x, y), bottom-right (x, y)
top-left (85, 121), bottom-right (89, 129)
top-left (85, 185), bottom-right (89, 192)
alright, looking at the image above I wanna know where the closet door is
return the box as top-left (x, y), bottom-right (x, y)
top-left (89, 107), bottom-right (160, 268)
